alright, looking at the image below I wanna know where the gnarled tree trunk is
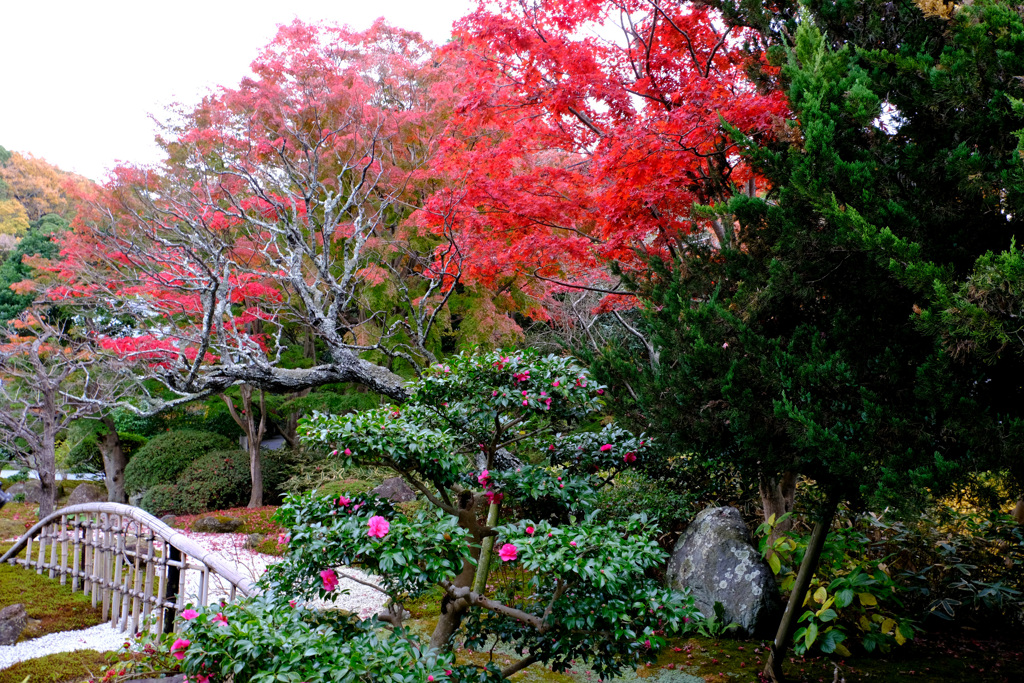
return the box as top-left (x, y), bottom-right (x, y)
top-left (97, 416), bottom-right (128, 503)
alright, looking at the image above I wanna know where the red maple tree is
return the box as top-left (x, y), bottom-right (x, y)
top-left (419, 0), bottom-right (788, 321)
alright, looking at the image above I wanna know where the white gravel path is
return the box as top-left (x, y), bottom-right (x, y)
top-left (0, 529), bottom-right (389, 670)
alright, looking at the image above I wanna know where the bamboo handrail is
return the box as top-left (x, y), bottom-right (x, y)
top-left (0, 503), bottom-right (257, 633)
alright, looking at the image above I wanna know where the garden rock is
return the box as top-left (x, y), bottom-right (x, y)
top-left (67, 482), bottom-right (107, 506)
top-left (372, 477), bottom-right (416, 503)
top-left (160, 514), bottom-right (178, 527)
top-left (5, 482), bottom-right (41, 504)
top-left (667, 506), bottom-right (779, 637)
top-left (191, 515), bottom-right (243, 533)
top-left (0, 603), bottom-right (27, 646)
top-left (243, 533), bottom-right (265, 549)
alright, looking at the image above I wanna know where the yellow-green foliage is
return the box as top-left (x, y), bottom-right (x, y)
top-left (0, 649), bottom-right (108, 683)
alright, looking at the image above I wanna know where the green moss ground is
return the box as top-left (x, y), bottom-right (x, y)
top-left (0, 650), bottom-right (109, 683)
top-left (0, 563), bottom-right (104, 639)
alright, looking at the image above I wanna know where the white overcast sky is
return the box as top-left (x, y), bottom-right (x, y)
top-left (0, 0), bottom-right (474, 182)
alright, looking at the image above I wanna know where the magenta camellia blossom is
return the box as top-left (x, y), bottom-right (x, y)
top-left (597, 389), bottom-right (604, 394)
top-left (277, 532), bottom-right (290, 546)
top-left (213, 612), bottom-right (229, 627)
top-left (477, 470), bottom-right (490, 486)
top-left (320, 568), bottom-right (339, 592)
top-left (289, 599), bottom-right (297, 608)
top-left (498, 543), bottom-right (518, 562)
top-left (171, 638), bottom-right (191, 660)
top-left (523, 399), bottom-right (529, 406)
top-left (338, 496), bottom-right (351, 506)
top-left (600, 444), bottom-right (613, 451)
top-left (623, 452), bottom-right (637, 464)
top-left (526, 526), bottom-right (535, 535)
top-left (331, 449), bottom-right (338, 456)
top-left (368, 515), bottom-right (390, 538)
top-left (344, 448), bottom-right (352, 455)
top-left (570, 541), bottom-right (577, 547)
top-left (180, 608), bottom-right (199, 621)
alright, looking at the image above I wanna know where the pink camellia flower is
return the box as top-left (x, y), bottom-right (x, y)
top-left (522, 390), bottom-right (528, 396)
top-left (485, 490), bottom-right (504, 505)
top-left (492, 390), bottom-right (498, 396)
top-left (277, 532), bottom-right (290, 546)
top-left (522, 400), bottom-right (529, 406)
top-left (194, 675), bottom-right (212, 683)
top-left (600, 444), bottom-right (613, 452)
top-left (171, 638), bottom-right (191, 660)
top-left (331, 450), bottom-right (338, 456)
top-left (722, 342), bottom-right (729, 349)
top-left (320, 568), bottom-right (339, 592)
top-left (180, 608), bottom-right (199, 621)
top-left (338, 496), bottom-right (351, 507)
top-left (552, 380), bottom-right (560, 387)
top-left (597, 388), bottom-right (604, 395)
top-left (548, 444), bottom-right (555, 451)
top-left (477, 470), bottom-right (490, 486)
top-left (368, 515), bottom-right (390, 538)
top-left (344, 448), bottom-right (352, 455)
top-left (624, 452), bottom-right (637, 464)
top-left (526, 526), bottom-right (535, 535)
top-left (428, 677), bottom-right (435, 682)
top-left (498, 544), bottom-right (518, 562)
top-left (213, 612), bottom-right (229, 627)
top-left (289, 599), bottom-right (297, 608)
top-left (570, 541), bottom-right (577, 547)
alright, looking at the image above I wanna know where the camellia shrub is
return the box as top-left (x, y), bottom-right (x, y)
top-left (176, 350), bottom-right (700, 682)
top-left (124, 430), bottom-right (234, 496)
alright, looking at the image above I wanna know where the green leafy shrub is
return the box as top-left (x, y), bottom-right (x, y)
top-left (140, 484), bottom-right (184, 516)
top-left (260, 447), bottom-right (300, 504)
top-left (176, 449), bottom-right (252, 514)
top-left (124, 430), bottom-right (234, 495)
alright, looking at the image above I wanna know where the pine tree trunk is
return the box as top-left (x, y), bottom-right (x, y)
top-left (760, 471), bottom-right (798, 528)
top-left (98, 417), bottom-right (128, 503)
top-left (764, 493), bottom-right (840, 683)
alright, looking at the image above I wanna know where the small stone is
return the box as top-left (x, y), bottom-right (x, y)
top-left (0, 603), bottom-right (28, 646)
top-left (160, 514), bottom-right (178, 527)
top-left (371, 477), bottom-right (416, 503)
top-left (243, 533), bottom-right (265, 549)
top-left (191, 515), bottom-right (244, 533)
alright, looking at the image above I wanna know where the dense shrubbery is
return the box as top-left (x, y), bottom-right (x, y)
top-left (124, 430), bottom-right (234, 495)
top-left (139, 444), bottom-right (299, 515)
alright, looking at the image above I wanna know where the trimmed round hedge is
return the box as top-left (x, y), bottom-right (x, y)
top-left (124, 429), bottom-right (234, 495)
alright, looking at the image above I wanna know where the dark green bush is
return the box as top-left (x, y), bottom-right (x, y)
top-left (175, 449), bottom-right (252, 514)
top-left (124, 429), bottom-right (234, 495)
top-left (139, 484), bottom-right (183, 517)
top-left (261, 447), bottom-right (300, 504)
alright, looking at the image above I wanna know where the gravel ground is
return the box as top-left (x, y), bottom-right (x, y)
top-left (0, 529), bottom-right (389, 670)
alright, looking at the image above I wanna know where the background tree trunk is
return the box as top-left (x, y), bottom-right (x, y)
top-left (222, 385), bottom-right (267, 508)
top-left (97, 416), bottom-right (128, 503)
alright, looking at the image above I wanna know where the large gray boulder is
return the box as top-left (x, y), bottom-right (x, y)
top-left (0, 603), bottom-right (27, 645)
top-left (372, 477), bottom-right (416, 503)
top-left (667, 506), bottom-right (779, 637)
top-left (5, 481), bottom-right (41, 504)
top-left (67, 482), bottom-right (107, 506)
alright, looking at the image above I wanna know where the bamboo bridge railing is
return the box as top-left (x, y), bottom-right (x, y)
top-left (0, 503), bottom-right (256, 634)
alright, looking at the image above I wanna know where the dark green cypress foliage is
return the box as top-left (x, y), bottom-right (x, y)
top-left (595, 0), bottom-right (1024, 517)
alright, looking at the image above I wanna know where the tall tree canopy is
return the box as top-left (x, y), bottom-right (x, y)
top-left (53, 21), bottom-right (478, 405)
top-left (422, 0), bottom-right (787, 318)
top-left (591, 0), bottom-right (1024, 677)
